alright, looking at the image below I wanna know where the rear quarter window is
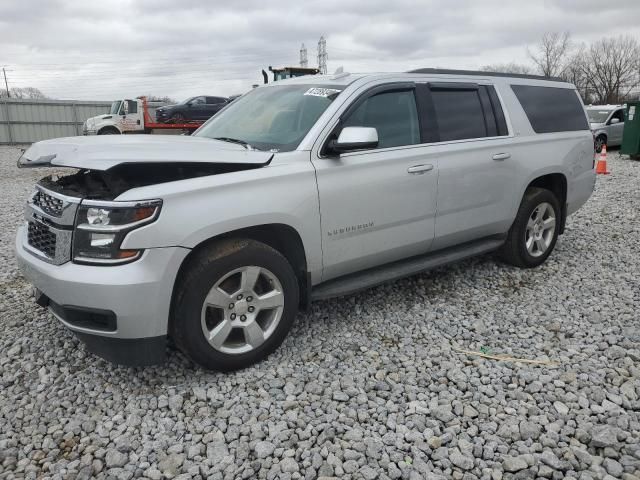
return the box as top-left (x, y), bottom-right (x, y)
top-left (511, 85), bottom-right (589, 133)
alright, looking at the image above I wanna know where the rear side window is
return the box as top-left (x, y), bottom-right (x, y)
top-left (431, 89), bottom-right (486, 141)
top-left (511, 85), bottom-right (588, 133)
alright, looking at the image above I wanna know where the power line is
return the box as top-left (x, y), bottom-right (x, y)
top-left (2, 68), bottom-right (9, 97)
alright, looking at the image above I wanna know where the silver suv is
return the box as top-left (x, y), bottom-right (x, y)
top-left (586, 105), bottom-right (626, 152)
top-left (16, 69), bottom-right (595, 370)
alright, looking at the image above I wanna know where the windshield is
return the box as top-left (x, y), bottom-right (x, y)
top-left (194, 85), bottom-right (344, 152)
top-left (109, 101), bottom-right (122, 115)
top-left (587, 109), bottom-right (612, 123)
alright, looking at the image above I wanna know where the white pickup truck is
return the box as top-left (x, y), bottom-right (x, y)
top-left (16, 69), bottom-right (595, 371)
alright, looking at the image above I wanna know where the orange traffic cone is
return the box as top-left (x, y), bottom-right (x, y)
top-left (596, 144), bottom-right (610, 175)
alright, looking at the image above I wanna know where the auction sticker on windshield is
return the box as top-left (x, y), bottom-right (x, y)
top-left (304, 87), bottom-right (342, 97)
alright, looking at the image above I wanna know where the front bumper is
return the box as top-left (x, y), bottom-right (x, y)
top-left (16, 225), bottom-right (190, 365)
top-left (155, 111), bottom-right (169, 123)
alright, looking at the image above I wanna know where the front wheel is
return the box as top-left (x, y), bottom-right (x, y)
top-left (595, 135), bottom-right (606, 153)
top-left (170, 113), bottom-right (186, 123)
top-left (500, 187), bottom-right (560, 268)
top-left (171, 239), bottom-right (299, 371)
top-left (98, 128), bottom-right (119, 135)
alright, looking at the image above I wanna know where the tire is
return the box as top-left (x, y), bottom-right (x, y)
top-left (170, 112), bottom-right (186, 123)
top-left (98, 128), bottom-right (119, 135)
top-left (171, 239), bottom-right (299, 371)
top-left (595, 135), bottom-right (606, 153)
top-left (500, 187), bottom-right (560, 268)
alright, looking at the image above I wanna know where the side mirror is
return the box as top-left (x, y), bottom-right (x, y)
top-left (609, 118), bottom-right (620, 125)
top-left (329, 127), bottom-right (378, 154)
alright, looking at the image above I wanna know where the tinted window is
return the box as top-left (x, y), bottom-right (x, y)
top-left (611, 109), bottom-right (625, 123)
top-left (342, 90), bottom-right (420, 149)
top-left (431, 89), bottom-right (488, 141)
top-left (511, 85), bottom-right (588, 133)
top-left (191, 96), bottom-right (206, 105)
top-left (206, 96), bottom-right (226, 104)
top-left (126, 100), bottom-right (137, 114)
top-left (486, 86), bottom-right (508, 136)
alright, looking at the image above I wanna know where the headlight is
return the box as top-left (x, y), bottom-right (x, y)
top-left (73, 199), bottom-right (162, 265)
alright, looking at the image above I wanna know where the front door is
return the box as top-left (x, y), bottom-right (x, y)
top-left (119, 99), bottom-right (142, 132)
top-left (608, 108), bottom-right (625, 145)
top-left (189, 96), bottom-right (207, 120)
top-left (312, 86), bottom-right (438, 281)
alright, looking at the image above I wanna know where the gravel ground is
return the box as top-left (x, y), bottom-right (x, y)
top-left (0, 144), bottom-right (639, 480)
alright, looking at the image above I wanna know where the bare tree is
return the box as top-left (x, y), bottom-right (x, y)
top-left (582, 35), bottom-right (640, 104)
top-left (480, 63), bottom-right (533, 75)
top-left (561, 44), bottom-right (593, 103)
top-left (143, 95), bottom-right (177, 104)
top-left (528, 31), bottom-right (572, 77)
top-left (1, 87), bottom-right (49, 99)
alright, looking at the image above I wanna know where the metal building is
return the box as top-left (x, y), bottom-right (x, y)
top-left (0, 98), bottom-right (111, 145)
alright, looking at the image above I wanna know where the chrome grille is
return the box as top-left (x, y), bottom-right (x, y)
top-left (27, 222), bottom-right (57, 258)
top-left (23, 186), bottom-right (80, 265)
top-left (32, 190), bottom-right (64, 217)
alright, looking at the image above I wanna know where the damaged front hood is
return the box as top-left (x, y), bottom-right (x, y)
top-left (18, 135), bottom-right (273, 171)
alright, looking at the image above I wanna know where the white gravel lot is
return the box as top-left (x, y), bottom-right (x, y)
top-left (0, 145), bottom-right (639, 480)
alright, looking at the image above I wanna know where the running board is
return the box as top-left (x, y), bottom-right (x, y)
top-left (311, 237), bottom-right (505, 301)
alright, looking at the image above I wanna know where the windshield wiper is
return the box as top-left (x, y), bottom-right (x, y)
top-left (212, 137), bottom-right (257, 150)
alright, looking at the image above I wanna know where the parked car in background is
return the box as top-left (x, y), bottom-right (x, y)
top-left (17, 69), bottom-right (594, 371)
top-left (586, 105), bottom-right (626, 152)
top-left (155, 96), bottom-right (228, 123)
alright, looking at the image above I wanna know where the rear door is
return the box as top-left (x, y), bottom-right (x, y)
top-left (205, 97), bottom-right (227, 118)
top-left (426, 82), bottom-right (518, 250)
top-left (312, 83), bottom-right (439, 281)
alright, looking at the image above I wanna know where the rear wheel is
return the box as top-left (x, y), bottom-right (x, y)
top-left (500, 187), bottom-right (560, 268)
top-left (171, 239), bottom-right (299, 371)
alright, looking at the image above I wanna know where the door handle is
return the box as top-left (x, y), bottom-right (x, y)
top-left (407, 164), bottom-right (434, 174)
top-left (492, 152), bottom-right (511, 161)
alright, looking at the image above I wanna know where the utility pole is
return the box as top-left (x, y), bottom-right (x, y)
top-left (2, 68), bottom-right (9, 98)
top-left (317, 36), bottom-right (327, 74)
top-left (300, 43), bottom-right (308, 68)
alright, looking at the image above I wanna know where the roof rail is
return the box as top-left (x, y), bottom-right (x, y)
top-left (406, 68), bottom-right (564, 82)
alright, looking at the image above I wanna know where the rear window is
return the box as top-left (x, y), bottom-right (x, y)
top-left (511, 85), bottom-right (588, 133)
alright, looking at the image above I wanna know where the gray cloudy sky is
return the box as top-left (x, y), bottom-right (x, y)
top-left (2, 0), bottom-right (640, 101)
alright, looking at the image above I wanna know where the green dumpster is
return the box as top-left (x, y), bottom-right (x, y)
top-left (621, 101), bottom-right (640, 160)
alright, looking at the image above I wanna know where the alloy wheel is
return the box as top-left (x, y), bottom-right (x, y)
top-left (525, 202), bottom-right (556, 257)
top-left (200, 266), bottom-right (285, 354)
